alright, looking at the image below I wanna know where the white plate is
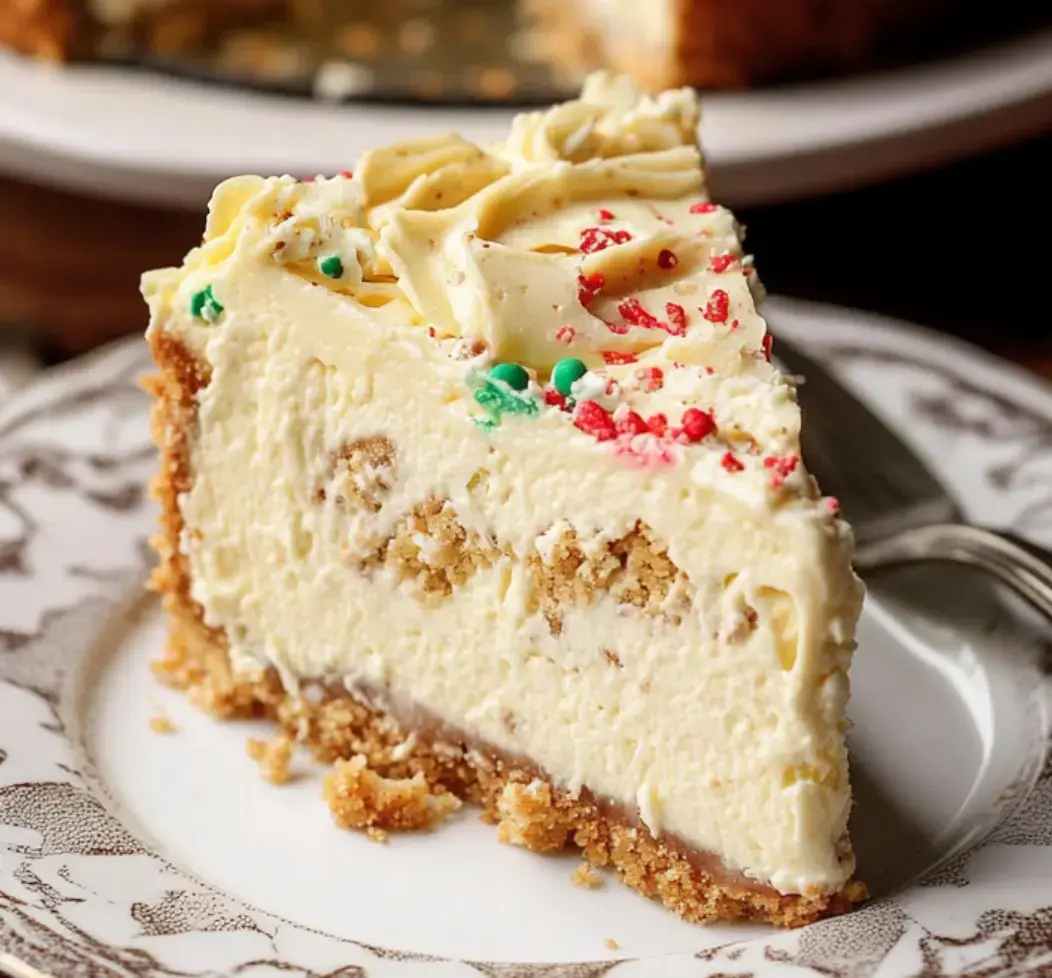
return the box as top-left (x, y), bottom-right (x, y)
top-left (2, 26), bottom-right (1052, 209)
top-left (1, 299), bottom-right (1052, 977)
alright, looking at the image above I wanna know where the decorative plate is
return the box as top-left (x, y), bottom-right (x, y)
top-left (1, 22), bottom-right (1052, 210)
top-left (1, 298), bottom-right (1051, 978)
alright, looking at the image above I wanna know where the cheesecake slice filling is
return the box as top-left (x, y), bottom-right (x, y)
top-left (143, 72), bottom-right (865, 926)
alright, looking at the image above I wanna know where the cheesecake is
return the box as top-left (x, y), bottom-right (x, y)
top-left (143, 72), bottom-right (865, 927)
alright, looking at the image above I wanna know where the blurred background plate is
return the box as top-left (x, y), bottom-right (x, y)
top-left (1, 23), bottom-right (1051, 210)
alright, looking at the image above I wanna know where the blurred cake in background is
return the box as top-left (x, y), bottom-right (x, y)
top-left (524, 0), bottom-right (982, 90)
top-left (0, 0), bottom-right (285, 61)
top-left (0, 0), bottom-right (1002, 97)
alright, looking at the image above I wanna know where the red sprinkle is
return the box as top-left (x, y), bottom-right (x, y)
top-left (302, 175), bottom-right (316, 183)
top-left (647, 413), bottom-right (668, 436)
top-left (580, 227), bottom-right (632, 254)
top-left (657, 249), bottom-right (678, 270)
top-left (729, 319), bottom-right (740, 330)
top-left (601, 350), bottom-right (637, 365)
top-left (703, 289), bottom-right (730, 323)
top-left (763, 455), bottom-right (799, 477)
top-left (597, 208), bottom-right (615, 222)
top-left (427, 327), bottom-right (436, 338)
top-left (709, 254), bottom-right (736, 273)
top-left (636, 366), bottom-right (664, 393)
top-left (763, 454), bottom-right (799, 488)
top-left (615, 410), bottom-right (650, 437)
top-left (577, 272), bottom-right (605, 307)
top-left (618, 298), bottom-right (663, 330)
top-left (555, 325), bottom-right (576, 344)
top-left (339, 169), bottom-right (353, 178)
top-left (579, 228), bottom-right (606, 254)
top-left (761, 333), bottom-right (773, 360)
top-left (544, 388), bottom-right (568, 409)
top-left (825, 497), bottom-right (841, 516)
top-left (574, 400), bottom-right (617, 441)
top-left (665, 303), bottom-right (688, 335)
top-left (690, 201), bottom-right (718, 215)
top-left (681, 408), bottom-right (716, 442)
top-left (721, 452), bottom-right (745, 473)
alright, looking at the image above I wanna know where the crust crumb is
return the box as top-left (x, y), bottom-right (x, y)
top-left (571, 862), bottom-right (603, 888)
top-left (148, 714), bottom-right (176, 734)
top-left (322, 488), bottom-right (501, 599)
top-left (496, 780), bottom-right (572, 853)
top-left (323, 753), bottom-right (461, 840)
top-left (248, 735), bottom-right (294, 784)
top-left (528, 521), bottom-right (690, 632)
top-left (386, 497), bottom-right (500, 596)
top-left (325, 436), bottom-right (396, 512)
top-left (604, 937), bottom-right (620, 950)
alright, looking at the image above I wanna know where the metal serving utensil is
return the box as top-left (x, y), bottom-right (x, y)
top-left (773, 334), bottom-right (1052, 621)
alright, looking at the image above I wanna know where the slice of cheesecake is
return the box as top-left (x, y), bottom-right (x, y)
top-left (143, 72), bottom-right (865, 927)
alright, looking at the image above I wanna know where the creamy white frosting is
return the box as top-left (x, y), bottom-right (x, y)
top-left (144, 73), bottom-right (862, 896)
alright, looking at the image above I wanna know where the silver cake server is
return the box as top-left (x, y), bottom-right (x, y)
top-left (773, 333), bottom-right (1052, 621)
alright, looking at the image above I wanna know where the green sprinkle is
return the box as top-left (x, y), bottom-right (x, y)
top-left (552, 357), bottom-right (587, 397)
top-left (489, 362), bottom-right (530, 391)
top-left (190, 284), bottom-right (224, 323)
top-left (473, 379), bottom-right (538, 428)
top-left (319, 255), bottom-right (344, 279)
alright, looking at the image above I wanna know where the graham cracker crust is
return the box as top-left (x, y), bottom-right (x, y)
top-left (143, 330), bottom-right (864, 928)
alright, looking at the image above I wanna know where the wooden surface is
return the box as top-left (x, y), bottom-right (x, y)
top-left (2, 131), bottom-right (1050, 376)
top-left (0, 174), bottom-right (199, 358)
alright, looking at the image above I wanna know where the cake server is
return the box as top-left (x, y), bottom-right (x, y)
top-left (773, 334), bottom-right (1052, 621)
